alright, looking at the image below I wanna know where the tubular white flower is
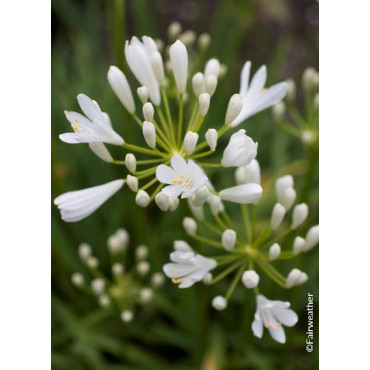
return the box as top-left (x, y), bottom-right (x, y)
top-left (143, 121), bottom-right (156, 148)
top-left (156, 155), bottom-right (208, 199)
top-left (286, 268), bottom-right (308, 288)
top-left (135, 190), bottom-right (150, 207)
top-left (125, 153), bottom-right (137, 173)
top-left (252, 295), bottom-right (298, 344)
top-left (271, 203), bottom-right (286, 230)
top-left (88, 142), bottom-right (113, 163)
top-left (150, 51), bottom-right (166, 86)
top-left (126, 175), bottom-right (138, 192)
top-left (191, 186), bottom-right (210, 207)
top-left (242, 270), bottom-right (260, 289)
top-left (169, 40), bottom-right (188, 93)
top-left (174, 240), bottom-right (193, 252)
top-left (235, 159), bottom-right (261, 185)
top-left (303, 225), bottom-right (319, 252)
top-left (54, 179), bottom-right (124, 222)
top-left (199, 93), bottom-right (210, 116)
top-left (184, 131), bottom-right (199, 155)
top-left (212, 296), bottom-right (227, 311)
top-left (125, 37), bottom-right (160, 105)
top-left (269, 243), bottom-right (281, 261)
top-left (292, 236), bottom-right (306, 255)
top-left (183, 217), bottom-right (197, 236)
top-left (163, 249), bottom-right (217, 288)
top-left (204, 59), bottom-right (220, 78)
top-left (205, 129), bottom-right (218, 151)
top-left (231, 61), bottom-right (287, 127)
top-left (291, 203), bottom-right (309, 229)
top-left (60, 94), bottom-right (124, 145)
top-left (219, 183), bottom-right (263, 204)
top-left (143, 102), bottom-right (154, 122)
top-left (192, 72), bottom-right (206, 97)
top-left (137, 86), bottom-right (149, 104)
top-left (225, 94), bottom-right (243, 125)
top-left (107, 66), bottom-right (135, 114)
top-left (205, 74), bottom-right (217, 96)
top-left (221, 229), bottom-right (237, 251)
top-left (155, 192), bottom-right (170, 211)
top-left (221, 129), bottom-right (258, 167)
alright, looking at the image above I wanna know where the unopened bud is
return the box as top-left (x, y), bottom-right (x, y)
top-left (86, 256), bottom-right (99, 269)
top-left (303, 225), bottom-right (319, 252)
top-left (137, 261), bottom-right (150, 276)
top-left (184, 131), bottom-right (199, 155)
top-left (126, 175), bottom-right (139, 192)
top-left (135, 190), bottom-right (150, 208)
top-left (271, 203), bottom-right (286, 230)
top-left (292, 236), bottom-right (306, 255)
top-left (199, 93), bottom-right (210, 116)
top-left (219, 64), bottom-right (228, 78)
top-left (143, 102), bottom-right (154, 122)
top-left (168, 197), bottom-right (179, 211)
top-left (291, 203), bottom-right (309, 229)
top-left (221, 229), bottom-right (236, 251)
top-left (98, 294), bottom-right (111, 307)
top-left (179, 30), bottom-right (196, 46)
top-left (151, 272), bottom-right (165, 287)
top-left (112, 262), bottom-right (124, 275)
top-left (192, 72), bottom-right (206, 97)
top-left (192, 186), bottom-right (210, 206)
top-left (174, 240), bottom-right (192, 251)
top-left (212, 296), bottom-right (227, 311)
top-left (168, 22), bottom-right (182, 40)
top-left (125, 153), bottom-right (137, 173)
top-left (150, 52), bottom-right (166, 86)
top-left (183, 217), bottom-right (197, 236)
top-left (155, 192), bottom-right (169, 211)
top-left (269, 243), bottom-right (281, 261)
top-left (137, 86), bottom-right (149, 104)
top-left (203, 272), bottom-right (213, 285)
top-left (276, 175), bottom-right (294, 200)
top-left (89, 143), bottom-right (113, 163)
top-left (286, 78), bottom-right (296, 102)
top-left (272, 101), bottom-right (286, 121)
top-left (235, 159), bottom-right (261, 185)
top-left (280, 187), bottom-right (296, 211)
top-left (225, 94), bottom-right (243, 125)
top-left (136, 244), bottom-right (149, 260)
top-left (120, 310), bottom-right (133, 323)
top-left (242, 270), bottom-right (260, 289)
top-left (71, 273), bottom-right (84, 287)
top-left (198, 33), bottom-right (211, 51)
top-left (302, 67), bottom-right (319, 91)
top-left (204, 58), bottom-right (220, 78)
top-left (205, 75), bottom-right (218, 96)
top-left (78, 243), bottom-right (92, 261)
top-left (205, 128), bottom-right (218, 151)
top-left (188, 199), bottom-right (204, 220)
top-left (209, 194), bottom-right (223, 216)
top-left (286, 268), bottom-right (308, 288)
top-left (140, 288), bottom-right (153, 304)
top-left (143, 121), bottom-right (156, 148)
top-left (91, 278), bottom-right (105, 295)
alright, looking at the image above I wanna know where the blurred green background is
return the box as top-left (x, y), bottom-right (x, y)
top-left (51, 0), bottom-right (319, 369)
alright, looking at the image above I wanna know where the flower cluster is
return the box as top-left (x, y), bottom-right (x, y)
top-left (70, 228), bottom-right (164, 323)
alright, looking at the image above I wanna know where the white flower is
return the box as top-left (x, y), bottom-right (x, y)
top-left (143, 102), bottom-right (154, 122)
top-left (60, 94), bottom-right (124, 145)
top-left (125, 36), bottom-right (160, 105)
top-left (221, 129), bottom-right (258, 167)
top-left (88, 142), bottom-right (113, 163)
top-left (235, 159), bottom-right (261, 185)
top-left (275, 175), bottom-right (296, 210)
top-left (121, 310), bottom-right (133, 322)
top-left (54, 179), bottom-right (124, 222)
top-left (231, 61), bottom-right (287, 127)
top-left (91, 278), bottom-right (105, 295)
top-left (286, 268), bottom-right (308, 288)
top-left (191, 186), bottom-right (210, 206)
top-left (156, 155), bottom-right (208, 199)
top-left (150, 51), bottom-right (166, 86)
top-left (204, 58), bottom-right (220, 78)
top-left (219, 183), bottom-right (263, 204)
top-left (163, 249), bottom-right (217, 288)
top-left (135, 190), bottom-right (150, 207)
top-left (242, 270), bottom-right (260, 288)
top-left (107, 66), bottom-right (135, 114)
top-left (252, 295), bottom-right (298, 344)
top-left (169, 40), bottom-right (188, 93)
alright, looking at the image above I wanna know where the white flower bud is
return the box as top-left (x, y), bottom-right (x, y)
top-left (205, 128), bottom-right (218, 151)
top-left (98, 294), bottom-right (111, 307)
top-left (198, 33), bottom-right (211, 51)
top-left (303, 225), bottom-right (319, 252)
top-left (136, 244), bottom-right (149, 260)
top-left (219, 64), bottom-right (227, 78)
top-left (126, 175), bottom-right (139, 192)
top-left (269, 243), bottom-right (281, 261)
top-left (174, 240), bottom-right (193, 251)
top-left (168, 197), bottom-right (179, 211)
top-left (150, 51), bottom-right (166, 86)
top-left (121, 310), bottom-right (133, 323)
top-left (143, 121), bottom-right (156, 148)
top-left (314, 93), bottom-right (319, 110)
top-left (140, 288), bottom-right (153, 304)
top-left (286, 78), bottom-right (296, 102)
top-left (78, 243), bottom-right (92, 261)
top-left (135, 190), bottom-right (150, 208)
top-left (291, 203), bottom-right (309, 229)
top-left (219, 183), bottom-right (263, 204)
top-left (168, 21), bottom-right (182, 40)
top-left (192, 72), bottom-right (206, 97)
top-left (155, 39), bottom-right (164, 52)
top-left (212, 296), bottom-right (227, 311)
top-left (155, 192), bottom-right (169, 211)
top-left (183, 217), bottom-right (197, 236)
top-left (91, 278), bottom-right (105, 295)
top-left (170, 40), bottom-right (188, 93)
top-left (202, 272), bottom-right (213, 285)
top-left (225, 94), bottom-right (243, 125)
top-left (221, 229), bottom-right (237, 251)
top-left (199, 93), bottom-right (210, 116)
top-left (86, 256), bottom-right (99, 269)
top-left (235, 159), bottom-right (261, 185)
top-left (107, 66), bottom-right (135, 114)
top-left (272, 101), bottom-right (286, 121)
top-left (188, 199), bottom-right (205, 220)
top-left (107, 234), bottom-right (126, 254)
top-left (184, 131), bottom-right (199, 155)
top-left (89, 143), bottom-right (113, 163)
top-left (242, 270), bottom-right (260, 289)
top-left (302, 67), bottom-right (319, 91)
top-left (301, 130), bottom-right (316, 145)
top-left (151, 272), bottom-right (165, 287)
top-left (137, 261), bottom-right (150, 276)
top-left (209, 194), bottom-right (223, 216)
top-left (271, 203), bottom-right (286, 230)
top-left (143, 102), bottom-right (154, 122)
top-left (179, 30), bottom-right (196, 46)
top-left (275, 175), bottom-right (294, 199)
top-left (204, 58), bottom-right (220, 78)
top-left (71, 273), bottom-right (84, 287)
top-left (280, 187), bottom-right (296, 210)
top-left (112, 262), bottom-right (124, 276)
top-left (292, 236), bottom-right (306, 255)
top-left (125, 153), bottom-right (137, 173)
top-left (205, 75), bottom-right (218, 96)
top-left (116, 228), bottom-right (129, 245)
top-left (286, 268), bottom-right (308, 288)
top-left (137, 86), bottom-right (149, 104)
top-left (191, 186), bottom-right (210, 206)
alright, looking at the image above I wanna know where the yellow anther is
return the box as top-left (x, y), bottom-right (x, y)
top-left (172, 174), bottom-right (185, 184)
top-left (172, 277), bottom-right (186, 284)
top-left (265, 322), bottom-right (282, 330)
top-left (74, 118), bottom-right (80, 123)
top-left (72, 124), bottom-right (78, 132)
top-left (262, 87), bottom-right (268, 93)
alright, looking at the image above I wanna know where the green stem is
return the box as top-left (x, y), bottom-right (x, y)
top-left (191, 234), bottom-right (223, 249)
top-left (196, 162), bottom-right (221, 168)
top-left (140, 177), bottom-right (157, 191)
top-left (241, 205), bottom-right (253, 243)
top-left (177, 94), bottom-right (184, 146)
top-left (123, 143), bottom-right (165, 157)
top-left (210, 259), bottom-right (246, 285)
top-left (225, 263), bottom-right (246, 300)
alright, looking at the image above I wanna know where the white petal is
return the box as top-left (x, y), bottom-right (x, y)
top-left (59, 133), bottom-right (79, 144)
top-left (239, 61), bottom-right (251, 96)
top-left (171, 155), bottom-right (187, 174)
top-left (219, 183), bottom-right (263, 204)
top-left (156, 165), bottom-right (178, 184)
top-left (251, 316), bottom-right (263, 338)
top-left (89, 142), bottom-right (113, 163)
top-left (162, 185), bottom-right (182, 198)
top-left (272, 307), bottom-right (298, 327)
top-left (77, 94), bottom-right (103, 122)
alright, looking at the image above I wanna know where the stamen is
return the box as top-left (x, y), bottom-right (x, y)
top-left (172, 277), bottom-right (186, 284)
top-left (265, 322), bottom-right (282, 330)
top-left (262, 87), bottom-right (268, 93)
top-left (72, 124), bottom-right (78, 132)
top-left (74, 118), bottom-right (80, 123)
top-left (172, 174), bottom-right (185, 184)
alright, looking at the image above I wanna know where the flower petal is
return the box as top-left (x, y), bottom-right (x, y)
top-left (156, 164), bottom-right (178, 184)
